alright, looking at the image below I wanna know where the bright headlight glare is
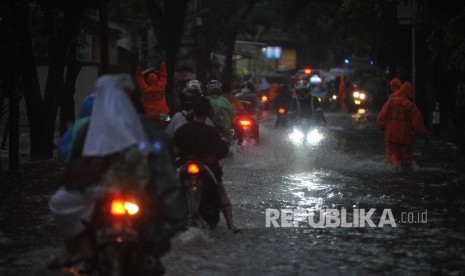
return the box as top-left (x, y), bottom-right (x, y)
top-left (332, 95), bottom-right (337, 100)
top-left (289, 128), bottom-right (305, 144)
top-left (359, 93), bottom-right (366, 100)
top-left (306, 129), bottom-right (323, 145)
top-left (353, 91), bottom-right (360, 98)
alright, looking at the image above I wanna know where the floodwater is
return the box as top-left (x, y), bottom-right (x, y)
top-left (162, 112), bottom-right (465, 275)
top-left (1, 112), bottom-right (464, 275)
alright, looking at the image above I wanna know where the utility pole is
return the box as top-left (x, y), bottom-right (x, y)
top-left (397, 0), bottom-right (417, 101)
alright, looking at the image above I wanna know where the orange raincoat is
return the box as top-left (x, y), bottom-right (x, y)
top-left (389, 77), bottom-right (401, 98)
top-left (136, 63), bottom-right (169, 120)
top-left (377, 82), bottom-right (428, 168)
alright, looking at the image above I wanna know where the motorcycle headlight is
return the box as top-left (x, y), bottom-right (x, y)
top-left (289, 128), bottom-right (305, 144)
top-left (353, 91), bottom-right (360, 98)
top-left (359, 93), bottom-right (366, 100)
top-left (306, 129), bottom-right (323, 145)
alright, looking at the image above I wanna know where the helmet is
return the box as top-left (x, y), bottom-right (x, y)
top-left (295, 80), bottom-right (309, 97)
top-left (186, 79), bottom-right (203, 96)
top-left (180, 86), bottom-right (201, 111)
top-left (241, 81), bottom-right (255, 92)
top-left (205, 80), bottom-right (222, 96)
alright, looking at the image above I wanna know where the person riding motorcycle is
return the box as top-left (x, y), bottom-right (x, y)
top-left (292, 79), bottom-right (314, 119)
top-left (234, 81), bottom-right (260, 115)
top-left (166, 80), bottom-right (216, 137)
top-left (273, 84), bottom-right (293, 126)
top-left (205, 80), bottom-right (234, 141)
top-left (291, 79), bottom-right (326, 125)
top-left (49, 75), bottom-right (185, 273)
top-left (166, 85), bottom-right (201, 137)
top-left (174, 97), bottom-right (239, 233)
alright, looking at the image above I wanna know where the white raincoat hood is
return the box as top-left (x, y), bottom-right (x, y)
top-left (83, 75), bottom-right (149, 156)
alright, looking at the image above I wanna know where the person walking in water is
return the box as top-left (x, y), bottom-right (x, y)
top-left (377, 82), bottom-right (428, 172)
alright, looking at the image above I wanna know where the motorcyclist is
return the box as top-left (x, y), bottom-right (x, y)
top-left (292, 79), bottom-right (314, 119)
top-left (166, 85), bottom-right (201, 137)
top-left (166, 80), bottom-right (216, 137)
top-left (173, 97), bottom-right (239, 233)
top-left (274, 84), bottom-right (292, 109)
top-left (49, 75), bottom-right (185, 272)
top-left (273, 84), bottom-right (293, 126)
top-left (235, 81), bottom-right (260, 115)
top-left (204, 80), bottom-right (234, 141)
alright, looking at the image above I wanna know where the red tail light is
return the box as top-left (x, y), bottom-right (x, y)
top-left (304, 68), bottom-right (312, 75)
top-left (110, 199), bottom-right (140, 216)
top-left (187, 162), bottom-right (200, 174)
top-left (278, 108), bottom-right (286, 115)
top-left (261, 95), bottom-right (268, 103)
top-left (240, 120), bottom-right (252, 127)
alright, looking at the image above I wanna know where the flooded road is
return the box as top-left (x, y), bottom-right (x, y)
top-left (163, 112), bottom-right (465, 275)
top-left (1, 112), bottom-right (465, 275)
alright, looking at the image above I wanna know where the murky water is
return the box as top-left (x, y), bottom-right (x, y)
top-left (1, 112), bottom-right (464, 275)
top-left (162, 112), bottom-right (465, 275)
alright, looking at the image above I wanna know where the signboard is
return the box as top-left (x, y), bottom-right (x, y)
top-left (263, 46), bottom-right (282, 59)
top-left (397, 0), bottom-right (417, 25)
top-left (277, 49), bottom-right (297, 70)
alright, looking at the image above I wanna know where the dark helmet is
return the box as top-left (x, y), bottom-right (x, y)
top-left (186, 79), bottom-right (203, 96)
top-left (180, 86), bottom-right (201, 111)
top-left (241, 81), bottom-right (255, 92)
top-left (295, 79), bottom-right (309, 97)
top-left (279, 83), bottom-right (290, 95)
top-left (205, 80), bottom-right (222, 96)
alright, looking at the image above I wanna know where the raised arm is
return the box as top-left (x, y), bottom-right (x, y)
top-left (136, 65), bottom-right (148, 92)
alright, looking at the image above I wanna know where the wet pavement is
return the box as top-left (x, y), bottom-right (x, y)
top-left (1, 111), bottom-right (465, 275)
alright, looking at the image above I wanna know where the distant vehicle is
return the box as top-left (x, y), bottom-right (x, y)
top-left (348, 82), bottom-right (370, 112)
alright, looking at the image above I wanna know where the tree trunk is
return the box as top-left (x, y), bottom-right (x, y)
top-left (221, 32), bottom-right (237, 92)
top-left (16, 1), bottom-right (47, 159)
top-left (59, 43), bottom-right (81, 135)
top-left (42, 7), bottom-right (85, 157)
top-left (145, 0), bottom-right (189, 112)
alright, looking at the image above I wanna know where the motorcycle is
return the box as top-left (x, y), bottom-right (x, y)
top-left (275, 106), bottom-right (290, 127)
top-left (90, 187), bottom-right (161, 276)
top-left (288, 118), bottom-right (324, 146)
top-left (177, 160), bottom-right (220, 229)
top-left (349, 83), bottom-right (369, 112)
top-left (233, 114), bottom-right (260, 145)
